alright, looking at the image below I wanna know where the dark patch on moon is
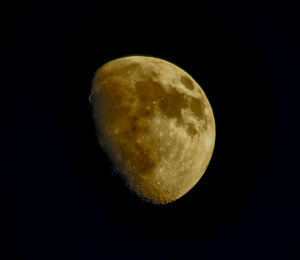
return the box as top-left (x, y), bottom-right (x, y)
top-left (135, 78), bottom-right (208, 134)
top-left (187, 123), bottom-right (198, 136)
top-left (181, 75), bottom-right (195, 90)
top-left (158, 87), bottom-right (189, 124)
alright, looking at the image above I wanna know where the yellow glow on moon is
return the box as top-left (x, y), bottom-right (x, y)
top-left (90, 56), bottom-right (216, 204)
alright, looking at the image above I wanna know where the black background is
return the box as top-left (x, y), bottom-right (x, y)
top-left (3, 1), bottom-right (300, 259)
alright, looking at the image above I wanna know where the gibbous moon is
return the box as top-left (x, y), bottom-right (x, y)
top-left (90, 56), bottom-right (216, 204)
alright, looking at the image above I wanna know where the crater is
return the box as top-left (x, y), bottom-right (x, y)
top-left (181, 75), bottom-right (195, 90)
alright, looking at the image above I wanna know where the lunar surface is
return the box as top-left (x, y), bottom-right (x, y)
top-left (90, 56), bottom-right (216, 204)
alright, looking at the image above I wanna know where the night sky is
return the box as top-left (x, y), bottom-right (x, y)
top-left (3, 1), bottom-right (300, 259)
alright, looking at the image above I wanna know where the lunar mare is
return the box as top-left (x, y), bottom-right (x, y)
top-left (90, 56), bottom-right (216, 204)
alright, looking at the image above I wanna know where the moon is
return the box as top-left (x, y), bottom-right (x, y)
top-left (90, 56), bottom-right (216, 204)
